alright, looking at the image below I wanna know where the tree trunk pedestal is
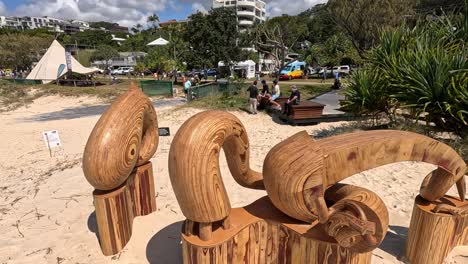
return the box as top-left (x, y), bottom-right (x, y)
top-left (181, 197), bottom-right (372, 264)
top-left (406, 195), bottom-right (468, 264)
top-left (93, 162), bottom-right (156, 256)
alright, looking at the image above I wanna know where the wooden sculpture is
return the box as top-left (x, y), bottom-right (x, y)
top-left (83, 83), bottom-right (159, 256)
top-left (406, 195), bottom-right (468, 264)
top-left (169, 110), bottom-right (467, 264)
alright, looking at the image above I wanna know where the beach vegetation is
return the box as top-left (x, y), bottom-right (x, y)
top-left (342, 5), bottom-right (468, 137)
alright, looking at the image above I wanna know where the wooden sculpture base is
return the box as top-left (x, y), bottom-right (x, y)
top-left (406, 195), bottom-right (468, 264)
top-left (93, 162), bottom-right (156, 256)
top-left (182, 197), bottom-right (372, 264)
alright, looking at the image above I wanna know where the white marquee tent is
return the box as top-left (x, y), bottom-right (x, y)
top-left (27, 40), bottom-right (97, 84)
top-left (147, 37), bottom-right (169, 46)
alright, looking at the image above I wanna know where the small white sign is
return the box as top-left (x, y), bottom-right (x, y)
top-left (43, 130), bottom-right (62, 149)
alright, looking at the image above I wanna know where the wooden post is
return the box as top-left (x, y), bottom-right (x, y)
top-left (93, 162), bottom-right (157, 256)
top-left (184, 220), bottom-right (194, 236)
top-left (222, 215), bottom-right (231, 230)
top-left (406, 195), bottom-right (468, 264)
top-left (199, 222), bottom-right (212, 241)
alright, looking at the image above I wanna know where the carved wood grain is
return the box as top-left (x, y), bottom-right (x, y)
top-left (406, 195), bottom-right (468, 264)
top-left (263, 130), bottom-right (466, 225)
top-left (83, 83), bottom-right (159, 190)
top-left (168, 111), bottom-right (263, 224)
top-left (94, 162), bottom-right (156, 256)
top-left (181, 197), bottom-right (372, 264)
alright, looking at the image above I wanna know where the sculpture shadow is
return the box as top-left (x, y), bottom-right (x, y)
top-left (146, 221), bottom-right (184, 264)
top-left (379, 225), bottom-right (409, 259)
top-left (19, 98), bottom-right (186, 122)
top-left (87, 211), bottom-right (100, 241)
top-left (21, 104), bottom-right (110, 122)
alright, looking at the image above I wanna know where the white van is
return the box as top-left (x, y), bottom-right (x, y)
top-left (333, 65), bottom-right (350, 76)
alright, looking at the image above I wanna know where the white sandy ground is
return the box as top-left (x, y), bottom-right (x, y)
top-left (0, 95), bottom-right (467, 264)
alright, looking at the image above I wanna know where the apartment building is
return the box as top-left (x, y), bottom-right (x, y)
top-left (212, 0), bottom-right (266, 30)
top-left (0, 16), bottom-right (22, 30)
top-left (0, 15), bottom-right (91, 33)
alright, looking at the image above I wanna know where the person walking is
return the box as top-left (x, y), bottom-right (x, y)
top-left (247, 80), bottom-right (259, 114)
top-left (321, 67), bottom-right (327, 83)
top-left (184, 78), bottom-right (192, 99)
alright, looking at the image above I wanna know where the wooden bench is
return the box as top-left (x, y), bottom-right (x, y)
top-left (276, 98), bottom-right (326, 125)
top-left (289, 101), bottom-right (326, 120)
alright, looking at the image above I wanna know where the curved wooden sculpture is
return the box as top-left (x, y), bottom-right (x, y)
top-left (169, 111), bottom-right (263, 224)
top-left (83, 83), bottom-right (159, 191)
top-left (263, 130), bottom-right (466, 252)
top-left (169, 110), bottom-right (467, 263)
top-left (83, 83), bottom-right (158, 256)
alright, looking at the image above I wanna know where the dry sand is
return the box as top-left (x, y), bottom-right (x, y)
top-left (0, 95), bottom-right (467, 264)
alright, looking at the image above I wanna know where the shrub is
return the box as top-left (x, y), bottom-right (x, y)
top-left (344, 9), bottom-right (467, 136)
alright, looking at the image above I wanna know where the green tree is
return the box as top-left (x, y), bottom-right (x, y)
top-left (0, 33), bottom-right (53, 70)
top-left (304, 33), bottom-right (361, 66)
top-left (254, 15), bottom-right (309, 69)
top-left (327, 0), bottom-right (415, 58)
top-left (344, 9), bottom-right (468, 136)
top-left (147, 14), bottom-right (160, 30)
top-left (416, 0), bottom-right (465, 15)
top-left (185, 8), bottom-right (241, 69)
top-left (299, 4), bottom-right (339, 44)
top-left (61, 30), bottom-right (115, 48)
top-left (90, 45), bottom-right (119, 69)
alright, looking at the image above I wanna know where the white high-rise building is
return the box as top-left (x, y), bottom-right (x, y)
top-left (212, 0), bottom-right (266, 30)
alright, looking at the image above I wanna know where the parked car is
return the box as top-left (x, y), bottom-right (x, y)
top-left (332, 65), bottom-right (351, 76)
top-left (206, 68), bottom-right (218, 77)
top-left (112, 67), bottom-right (134, 75)
top-left (318, 67), bottom-right (333, 76)
top-left (307, 67), bottom-right (321, 77)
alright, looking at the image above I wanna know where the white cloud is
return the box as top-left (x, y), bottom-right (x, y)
top-left (4, 0), bottom-right (328, 27)
top-left (0, 1), bottom-right (6, 15)
top-left (179, 0), bottom-right (328, 17)
top-left (266, 0), bottom-right (328, 17)
top-left (10, 0), bottom-right (173, 27)
top-left (192, 3), bottom-right (208, 13)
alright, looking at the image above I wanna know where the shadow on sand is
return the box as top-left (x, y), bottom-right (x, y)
top-left (19, 99), bottom-right (186, 122)
top-left (379, 225), bottom-right (408, 259)
top-left (146, 221), bottom-right (184, 264)
top-left (87, 211), bottom-right (100, 241)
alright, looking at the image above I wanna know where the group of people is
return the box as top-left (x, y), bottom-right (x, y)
top-left (247, 79), bottom-right (300, 116)
top-left (0, 69), bottom-right (29, 79)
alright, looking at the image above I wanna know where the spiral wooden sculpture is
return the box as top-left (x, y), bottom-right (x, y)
top-left (169, 110), bottom-right (467, 263)
top-left (169, 111), bottom-right (263, 225)
top-left (83, 83), bottom-right (158, 256)
top-left (263, 130), bottom-right (466, 252)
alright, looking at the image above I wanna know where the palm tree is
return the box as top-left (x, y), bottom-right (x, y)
top-left (147, 14), bottom-right (160, 30)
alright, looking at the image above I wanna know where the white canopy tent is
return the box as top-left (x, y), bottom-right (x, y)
top-left (147, 37), bottom-right (169, 46)
top-left (219, 60), bottom-right (256, 79)
top-left (27, 40), bottom-right (97, 84)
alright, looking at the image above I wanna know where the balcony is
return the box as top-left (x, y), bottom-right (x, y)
top-left (239, 20), bottom-right (254, 26)
top-left (237, 0), bottom-right (256, 8)
top-left (237, 10), bottom-right (255, 17)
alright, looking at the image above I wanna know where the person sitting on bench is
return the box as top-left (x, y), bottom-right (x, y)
top-left (282, 85), bottom-right (301, 116)
top-left (268, 80), bottom-right (282, 111)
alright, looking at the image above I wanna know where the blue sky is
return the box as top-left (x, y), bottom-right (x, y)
top-left (0, 0), bottom-right (327, 27)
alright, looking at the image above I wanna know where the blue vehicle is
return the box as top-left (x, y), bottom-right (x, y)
top-left (279, 61), bottom-right (307, 80)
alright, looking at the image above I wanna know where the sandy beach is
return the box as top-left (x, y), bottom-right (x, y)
top-left (0, 95), bottom-right (466, 264)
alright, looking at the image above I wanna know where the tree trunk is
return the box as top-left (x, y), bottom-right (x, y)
top-left (406, 195), bottom-right (468, 264)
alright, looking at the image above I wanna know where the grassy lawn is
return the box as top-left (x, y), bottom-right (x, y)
top-left (186, 83), bottom-right (332, 111)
